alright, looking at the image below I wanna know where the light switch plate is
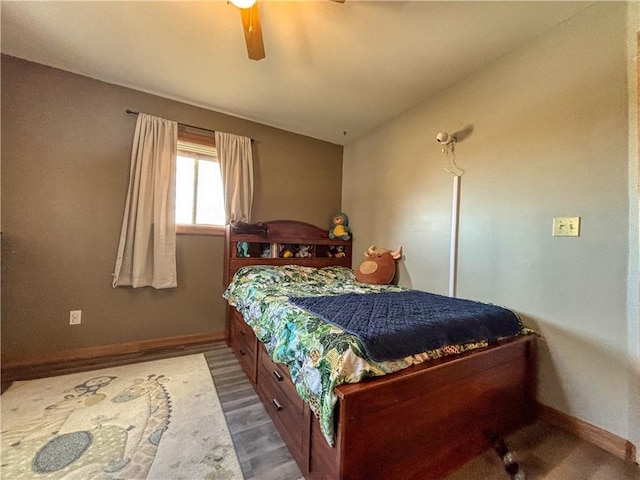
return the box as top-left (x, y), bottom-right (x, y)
top-left (553, 217), bottom-right (580, 237)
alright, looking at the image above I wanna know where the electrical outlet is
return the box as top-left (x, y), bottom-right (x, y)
top-left (552, 217), bottom-right (580, 237)
top-left (69, 310), bottom-right (82, 325)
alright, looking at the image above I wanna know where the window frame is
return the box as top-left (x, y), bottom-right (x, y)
top-left (175, 129), bottom-right (225, 237)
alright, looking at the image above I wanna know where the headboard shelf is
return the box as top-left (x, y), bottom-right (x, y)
top-left (224, 220), bottom-right (353, 286)
top-left (231, 234), bottom-right (348, 245)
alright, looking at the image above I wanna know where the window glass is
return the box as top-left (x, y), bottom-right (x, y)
top-left (175, 154), bottom-right (196, 224)
top-left (195, 159), bottom-right (225, 225)
top-left (175, 140), bottom-right (224, 226)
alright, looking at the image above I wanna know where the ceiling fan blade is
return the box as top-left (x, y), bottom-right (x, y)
top-left (239, 3), bottom-right (265, 61)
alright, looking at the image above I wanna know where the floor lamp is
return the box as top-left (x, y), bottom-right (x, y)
top-left (437, 131), bottom-right (465, 298)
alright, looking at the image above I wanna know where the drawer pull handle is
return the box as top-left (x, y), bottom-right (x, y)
top-left (240, 330), bottom-right (247, 336)
top-left (239, 349), bottom-right (246, 356)
top-left (272, 398), bottom-right (283, 411)
top-left (273, 370), bottom-right (283, 382)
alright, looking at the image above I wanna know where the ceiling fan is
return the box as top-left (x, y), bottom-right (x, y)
top-left (230, 0), bottom-right (344, 61)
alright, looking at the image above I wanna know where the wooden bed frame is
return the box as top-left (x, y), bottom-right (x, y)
top-left (224, 220), bottom-right (537, 480)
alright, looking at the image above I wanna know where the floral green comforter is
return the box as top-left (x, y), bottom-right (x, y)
top-left (223, 265), bottom-right (524, 446)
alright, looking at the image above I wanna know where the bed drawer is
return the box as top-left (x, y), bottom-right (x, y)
top-left (259, 349), bottom-right (304, 415)
top-left (257, 346), bottom-right (310, 471)
top-left (229, 310), bottom-right (257, 384)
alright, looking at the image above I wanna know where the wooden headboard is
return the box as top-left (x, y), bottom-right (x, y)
top-left (224, 220), bottom-right (353, 286)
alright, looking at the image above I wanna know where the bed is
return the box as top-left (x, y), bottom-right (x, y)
top-left (224, 220), bottom-right (537, 480)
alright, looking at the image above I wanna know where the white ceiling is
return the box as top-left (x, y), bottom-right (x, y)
top-left (1, 1), bottom-right (593, 145)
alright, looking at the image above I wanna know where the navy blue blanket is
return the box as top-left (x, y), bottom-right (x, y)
top-left (289, 290), bottom-right (521, 362)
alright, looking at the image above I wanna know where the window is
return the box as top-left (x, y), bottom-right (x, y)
top-left (175, 133), bottom-right (225, 235)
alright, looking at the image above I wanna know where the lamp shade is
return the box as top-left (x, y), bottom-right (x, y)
top-left (230, 0), bottom-right (257, 8)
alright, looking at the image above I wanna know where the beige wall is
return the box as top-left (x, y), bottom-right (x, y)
top-left (1, 55), bottom-right (343, 360)
top-left (344, 3), bottom-right (638, 457)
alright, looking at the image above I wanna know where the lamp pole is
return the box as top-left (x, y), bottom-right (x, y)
top-left (449, 175), bottom-right (461, 298)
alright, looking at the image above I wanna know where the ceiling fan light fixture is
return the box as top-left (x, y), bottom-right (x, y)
top-left (230, 0), bottom-right (256, 9)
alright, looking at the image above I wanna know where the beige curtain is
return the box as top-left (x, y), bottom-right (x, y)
top-left (112, 113), bottom-right (178, 289)
top-left (215, 131), bottom-right (254, 223)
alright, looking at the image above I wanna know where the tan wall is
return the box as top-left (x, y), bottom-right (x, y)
top-left (344, 3), bottom-right (638, 455)
top-left (1, 55), bottom-right (343, 360)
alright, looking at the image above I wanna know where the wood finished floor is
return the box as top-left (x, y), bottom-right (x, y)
top-left (206, 341), bottom-right (640, 480)
top-left (205, 342), bottom-right (304, 480)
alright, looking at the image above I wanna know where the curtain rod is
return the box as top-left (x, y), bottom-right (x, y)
top-left (125, 109), bottom-right (254, 142)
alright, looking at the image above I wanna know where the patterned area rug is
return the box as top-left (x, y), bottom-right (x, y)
top-left (1, 354), bottom-right (243, 479)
